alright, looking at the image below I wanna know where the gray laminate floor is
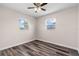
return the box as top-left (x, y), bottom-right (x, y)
top-left (0, 40), bottom-right (79, 56)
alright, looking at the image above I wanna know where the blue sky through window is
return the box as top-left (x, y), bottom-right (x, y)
top-left (19, 17), bottom-right (25, 30)
top-left (46, 18), bottom-right (56, 29)
top-left (47, 19), bottom-right (53, 25)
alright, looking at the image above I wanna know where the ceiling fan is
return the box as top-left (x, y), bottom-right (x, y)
top-left (27, 3), bottom-right (48, 13)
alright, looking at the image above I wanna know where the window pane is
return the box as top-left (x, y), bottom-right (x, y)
top-left (46, 18), bottom-right (56, 29)
top-left (19, 17), bottom-right (28, 30)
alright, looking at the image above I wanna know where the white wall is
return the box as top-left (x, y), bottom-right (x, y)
top-left (0, 6), bottom-right (35, 50)
top-left (37, 6), bottom-right (78, 50)
top-left (78, 5), bottom-right (79, 52)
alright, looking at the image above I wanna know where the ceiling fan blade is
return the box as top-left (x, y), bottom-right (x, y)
top-left (27, 7), bottom-right (35, 9)
top-left (41, 3), bottom-right (47, 6)
top-left (41, 8), bottom-right (46, 11)
top-left (33, 3), bottom-right (38, 6)
top-left (33, 3), bottom-right (41, 7)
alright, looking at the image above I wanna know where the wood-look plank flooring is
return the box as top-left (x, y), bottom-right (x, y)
top-left (0, 40), bottom-right (79, 56)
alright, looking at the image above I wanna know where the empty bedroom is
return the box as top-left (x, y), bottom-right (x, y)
top-left (0, 3), bottom-right (79, 56)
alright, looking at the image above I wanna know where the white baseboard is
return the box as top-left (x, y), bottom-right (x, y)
top-left (37, 39), bottom-right (78, 51)
top-left (0, 39), bottom-right (34, 51)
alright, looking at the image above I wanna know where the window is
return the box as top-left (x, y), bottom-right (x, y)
top-left (19, 17), bottom-right (28, 30)
top-left (46, 18), bottom-right (56, 29)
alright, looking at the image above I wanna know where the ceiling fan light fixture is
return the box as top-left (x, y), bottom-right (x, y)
top-left (34, 8), bottom-right (37, 11)
top-left (38, 7), bottom-right (41, 11)
top-left (34, 7), bottom-right (41, 13)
